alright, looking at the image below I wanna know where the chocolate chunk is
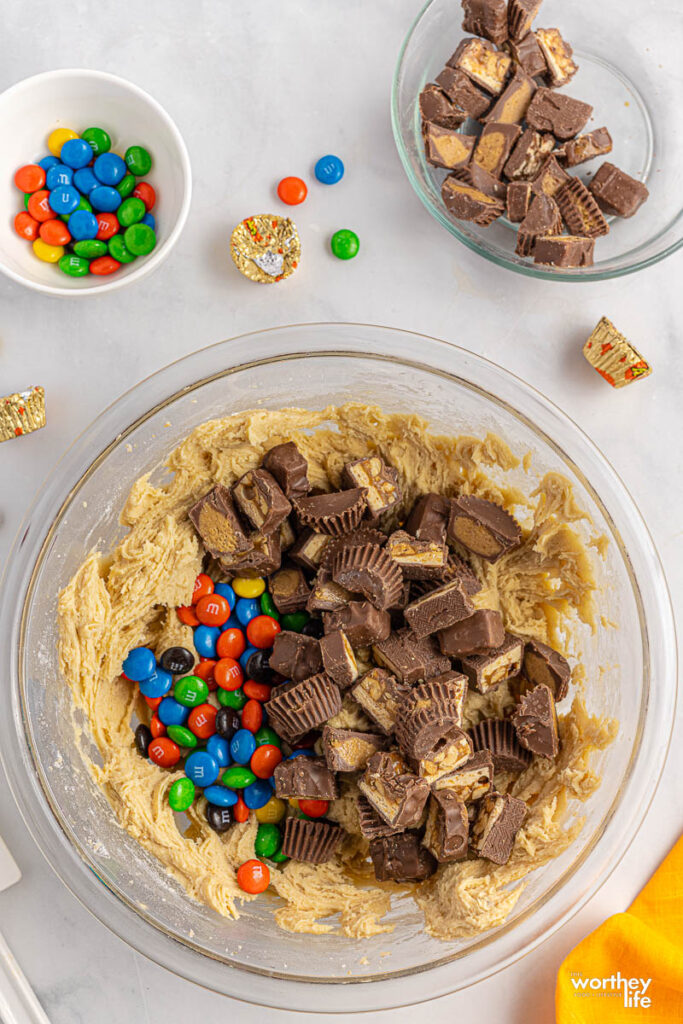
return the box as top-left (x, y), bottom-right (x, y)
top-left (535, 27), bottom-right (578, 87)
top-left (404, 578), bottom-right (474, 639)
top-left (319, 630), bottom-right (359, 689)
top-left (461, 633), bottom-right (524, 694)
top-left (273, 755), bottom-right (338, 800)
top-left (434, 67), bottom-right (492, 120)
top-left (322, 726), bottom-right (387, 773)
top-left (281, 817), bottom-right (342, 864)
top-left (221, 530), bottom-right (282, 578)
top-left (189, 484), bottom-right (252, 561)
top-left (405, 493), bottom-right (450, 544)
top-left (373, 628), bottom-right (451, 685)
top-left (293, 489), bottom-right (367, 537)
top-left (279, 519), bottom-right (296, 552)
top-left (386, 529), bottom-right (448, 580)
top-left (332, 543), bottom-right (404, 611)
top-left (469, 716), bottom-right (532, 773)
top-left (269, 631), bottom-right (323, 682)
top-left (530, 155), bottom-right (570, 199)
top-left (269, 565), bottom-right (310, 614)
top-left (395, 676), bottom-right (472, 780)
top-left (232, 468), bottom-right (291, 534)
top-left (350, 668), bottom-right (411, 734)
top-left (289, 528), bottom-right (331, 572)
top-left (461, 0), bottom-right (508, 45)
top-left (522, 638), bottom-right (570, 700)
top-left (319, 528), bottom-right (387, 572)
top-left (262, 442), bottom-right (310, 500)
top-left (471, 792), bottom-right (526, 864)
top-left (411, 551), bottom-right (481, 599)
top-left (370, 832), bottom-right (437, 882)
top-left (507, 181), bottom-right (532, 222)
top-left (432, 750), bottom-right (494, 803)
top-left (323, 601), bottom-right (391, 648)
top-left (449, 163), bottom-right (509, 201)
top-left (515, 194), bottom-right (563, 257)
top-left (419, 83), bottom-right (467, 129)
top-left (423, 790), bottom-right (469, 862)
top-left (449, 37), bottom-right (512, 95)
top-left (507, 0), bottom-right (542, 41)
top-left (505, 31), bottom-right (547, 77)
top-left (306, 567), bottom-right (354, 613)
top-left (266, 673), bottom-right (341, 744)
top-left (359, 751), bottom-right (430, 828)
top-left (556, 128), bottom-right (613, 168)
top-left (532, 234), bottom-right (594, 267)
top-left (356, 795), bottom-right (402, 840)
top-left (504, 128), bottom-right (555, 182)
top-left (442, 176), bottom-right (506, 226)
top-left (512, 683), bottom-right (559, 758)
top-left (482, 67), bottom-right (536, 126)
top-left (588, 162), bottom-right (649, 218)
top-left (448, 494), bottom-right (521, 561)
top-left (473, 122), bottom-right (521, 178)
top-left (342, 456), bottom-right (401, 519)
top-left (556, 177), bottom-right (609, 238)
top-left (424, 124), bottom-right (477, 171)
top-left (526, 88), bottom-right (592, 141)
top-left (438, 608), bottom-right (505, 657)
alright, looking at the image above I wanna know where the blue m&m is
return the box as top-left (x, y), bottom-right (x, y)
top-left (314, 154), bottom-right (344, 185)
top-left (184, 750), bottom-right (220, 787)
top-left (122, 646), bottom-right (156, 682)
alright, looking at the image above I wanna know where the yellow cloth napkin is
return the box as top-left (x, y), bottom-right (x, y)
top-left (556, 834), bottom-right (683, 1022)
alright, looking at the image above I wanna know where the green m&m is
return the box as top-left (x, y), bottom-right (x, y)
top-left (117, 173), bottom-right (137, 198)
top-left (217, 687), bottom-right (247, 710)
top-left (255, 726), bottom-right (281, 749)
top-left (108, 234), bottom-right (136, 263)
top-left (59, 254), bottom-right (89, 277)
top-left (168, 777), bottom-right (196, 812)
top-left (125, 144), bottom-right (152, 175)
top-left (330, 228), bottom-right (359, 260)
top-left (124, 222), bottom-right (156, 255)
top-left (118, 196), bottom-right (145, 227)
top-left (74, 238), bottom-right (107, 258)
top-left (222, 765), bottom-right (256, 789)
top-left (174, 675), bottom-right (209, 707)
top-left (166, 725), bottom-right (197, 749)
top-left (280, 611), bottom-right (308, 632)
top-left (259, 592), bottom-right (280, 620)
top-left (82, 126), bottom-right (111, 156)
top-left (254, 823), bottom-right (281, 859)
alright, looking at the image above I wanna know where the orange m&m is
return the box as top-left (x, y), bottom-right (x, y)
top-left (28, 189), bottom-right (56, 222)
top-left (148, 736), bottom-right (180, 767)
top-left (237, 859), bottom-right (270, 894)
top-left (298, 799), bottom-right (329, 818)
top-left (192, 573), bottom-right (214, 603)
top-left (40, 219), bottom-right (71, 246)
top-left (241, 698), bottom-right (263, 733)
top-left (14, 212), bottom-right (39, 240)
top-left (216, 627), bottom-right (246, 660)
top-left (195, 593), bottom-right (231, 627)
top-left (250, 744), bottom-right (282, 779)
top-left (277, 176), bottom-right (307, 205)
top-left (246, 614), bottom-right (281, 649)
top-left (187, 703), bottom-right (217, 739)
top-left (177, 604), bottom-right (200, 627)
top-left (14, 164), bottom-right (46, 193)
top-left (214, 657), bottom-right (244, 691)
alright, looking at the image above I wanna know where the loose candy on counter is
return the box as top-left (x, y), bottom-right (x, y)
top-left (277, 176), bottom-right (307, 205)
top-left (330, 229), bottom-right (359, 260)
top-left (582, 316), bottom-right (652, 388)
top-left (314, 154), bottom-right (344, 185)
top-left (230, 214), bottom-right (301, 284)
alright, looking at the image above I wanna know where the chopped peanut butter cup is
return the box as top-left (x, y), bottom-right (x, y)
top-left (266, 672), bottom-right (341, 743)
top-left (281, 817), bottom-right (342, 864)
top-left (512, 683), bottom-right (560, 758)
top-left (447, 494), bottom-right (521, 561)
top-left (293, 488), bottom-right (367, 537)
top-left (423, 790), bottom-right (470, 862)
top-left (332, 543), bottom-right (404, 611)
top-left (370, 832), bottom-right (437, 882)
top-left (469, 716), bottom-right (532, 774)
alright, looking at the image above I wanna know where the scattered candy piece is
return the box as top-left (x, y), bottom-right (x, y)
top-left (230, 214), bottom-right (300, 284)
top-left (0, 385), bottom-right (45, 443)
top-left (330, 228), bottom-right (359, 260)
top-left (583, 317), bottom-right (652, 388)
top-left (314, 154), bottom-right (344, 185)
top-left (277, 176), bottom-right (307, 205)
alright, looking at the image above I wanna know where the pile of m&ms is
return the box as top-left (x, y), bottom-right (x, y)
top-left (274, 153), bottom-right (359, 262)
top-left (124, 570), bottom-right (328, 896)
top-left (13, 126), bottom-right (157, 277)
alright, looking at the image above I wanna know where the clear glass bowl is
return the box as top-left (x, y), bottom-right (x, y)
top-left (0, 324), bottom-right (676, 1012)
top-left (392, 0), bottom-right (683, 281)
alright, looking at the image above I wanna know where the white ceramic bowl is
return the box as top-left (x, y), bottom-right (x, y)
top-left (0, 69), bottom-right (192, 296)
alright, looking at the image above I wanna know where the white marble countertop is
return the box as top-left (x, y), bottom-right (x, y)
top-left (0, 1), bottom-right (680, 1021)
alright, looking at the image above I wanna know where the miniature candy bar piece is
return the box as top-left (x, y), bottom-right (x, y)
top-left (279, 519), bottom-right (296, 551)
top-left (435, 67), bottom-right (492, 120)
top-left (423, 790), bottom-right (470, 862)
top-left (419, 83), bottom-right (467, 129)
top-left (515, 192), bottom-right (563, 257)
top-left (471, 792), bottom-right (527, 864)
top-left (0, 385), bottom-right (45, 442)
top-left (269, 630), bottom-right (323, 682)
top-left (424, 123), bottom-right (477, 171)
top-left (307, 568), bottom-right (354, 613)
top-left (438, 608), bottom-right (505, 657)
top-left (293, 489), bottom-right (367, 537)
top-left (482, 68), bottom-right (536, 126)
top-left (582, 316), bottom-right (652, 389)
top-left (386, 529), bottom-right (448, 580)
top-left (332, 543), bottom-right (404, 611)
top-left (395, 677), bottom-right (472, 780)
top-left (461, 633), bottom-right (524, 694)
top-left (556, 177), bottom-right (609, 238)
top-left (323, 601), bottom-right (391, 647)
top-left (233, 468), bottom-right (292, 534)
top-left (320, 528), bottom-right (387, 572)
top-left (281, 817), bottom-right (342, 864)
top-left (350, 668), bottom-right (410, 734)
top-left (230, 214), bottom-right (300, 284)
top-left (412, 551), bottom-right (482, 599)
top-left (189, 485), bottom-right (252, 562)
top-left (450, 38), bottom-right (512, 95)
top-left (450, 163), bottom-right (509, 201)
top-left (526, 88), bottom-right (593, 141)
top-left (531, 155), bottom-right (570, 198)
top-left (448, 494), bottom-right (522, 561)
top-left (469, 716), bottom-right (532, 773)
top-left (535, 27), bottom-right (578, 87)
top-left (504, 129), bottom-right (555, 182)
top-left (507, 0), bottom-right (543, 42)
top-left (441, 176), bottom-right (506, 226)
top-left (273, 755), bottom-right (338, 800)
top-left (556, 128), bottom-right (613, 168)
top-left (356, 795), bottom-right (403, 840)
top-left (268, 565), bottom-right (310, 614)
top-left (505, 31), bottom-right (546, 77)
top-left (461, 0), bottom-right (508, 46)
top-left (222, 530), bottom-right (282, 578)
top-left (432, 750), bottom-right (494, 803)
top-left (320, 630), bottom-right (359, 689)
top-left (588, 162), bottom-right (649, 218)
top-left (472, 122), bottom-right (521, 178)
top-left (405, 493), bottom-right (450, 543)
top-left (507, 181), bottom-right (532, 222)
top-left (512, 683), bottom-right (559, 758)
top-left (266, 672), bottom-right (341, 743)
top-left (343, 456), bottom-right (402, 518)
top-left (404, 578), bottom-right (474, 639)
top-left (373, 628), bottom-right (451, 684)
top-left (359, 751), bottom-right (430, 828)
top-left (289, 528), bottom-right (331, 571)
top-left (533, 235), bottom-right (595, 267)
top-left (370, 832), bottom-right (437, 882)
top-left (322, 726), bottom-right (387, 773)
top-left (262, 442), bottom-right (310, 499)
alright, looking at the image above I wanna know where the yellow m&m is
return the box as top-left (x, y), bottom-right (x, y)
top-left (232, 576), bottom-right (266, 599)
top-left (32, 238), bottom-right (64, 263)
top-left (47, 127), bottom-right (78, 158)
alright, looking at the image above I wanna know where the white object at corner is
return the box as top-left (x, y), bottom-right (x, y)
top-left (0, 835), bottom-right (50, 1024)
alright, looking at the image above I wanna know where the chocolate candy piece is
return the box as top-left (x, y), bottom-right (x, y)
top-left (404, 578), bottom-right (473, 639)
top-left (448, 494), bottom-right (521, 561)
top-left (412, 551), bottom-right (481, 599)
top-left (588, 162), bottom-right (649, 218)
top-left (266, 672), bottom-right (342, 744)
top-left (482, 67), bottom-right (536, 126)
top-left (461, 0), bottom-right (508, 46)
top-left (556, 128), bottom-right (613, 168)
top-left (273, 755), bottom-right (338, 800)
top-left (233, 468), bottom-right (291, 534)
top-left (449, 38), bottom-right (512, 95)
top-left (507, 0), bottom-right (542, 41)
top-left (419, 83), bottom-right (467, 129)
top-left (370, 832), bottom-right (437, 882)
top-left (461, 633), bottom-right (524, 694)
top-left (450, 163), bottom-right (509, 201)
top-left (307, 567), bottom-right (354, 613)
top-left (423, 790), bottom-right (469, 862)
top-left (504, 128), bottom-right (555, 182)
top-left (435, 67), bottom-right (492, 120)
top-left (512, 683), bottom-right (559, 758)
top-left (556, 177), bottom-right (609, 238)
top-left (505, 31), bottom-right (546, 77)
top-left (472, 122), bottom-right (521, 178)
top-left (432, 750), bottom-right (494, 803)
top-left (526, 88), bottom-right (592, 141)
top-left (279, 519), bottom-right (296, 551)
top-left (386, 529), bottom-right (448, 580)
top-left (359, 751), bottom-right (430, 828)
top-left (350, 668), bottom-right (410, 734)
top-left (262, 442), bottom-right (310, 499)
top-left (356, 795), bottom-right (402, 840)
top-left (395, 677), bottom-right (472, 780)
top-left (471, 792), bottom-right (526, 864)
top-left (269, 565), bottom-right (310, 613)
top-left (342, 456), bottom-right (401, 518)
top-left (269, 630), bottom-right (323, 682)
top-left (438, 609), bottom-right (505, 657)
top-left (532, 235), bottom-right (595, 267)
top-left (289, 528), bottom-right (331, 571)
top-left (522, 638), bottom-right (571, 700)
top-left (469, 716), bottom-right (531, 773)
top-left (507, 181), bottom-right (532, 222)
top-left (424, 124), bottom-right (476, 171)
top-left (293, 489), bottom-right (367, 537)
top-left (320, 528), bottom-right (388, 572)
top-left (332, 543), bottom-right (403, 611)
top-left (535, 27), bottom-right (578, 87)
top-left (515, 193), bottom-right (563, 257)
top-left (582, 317), bottom-right (652, 389)
top-left (227, 530), bottom-right (283, 578)
top-left (281, 817), bottom-right (342, 864)
top-left (159, 646), bottom-right (195, 676)
top-left (531, 155), bottom-right (569, 200)
top-left (319, 630), bottom-right (359, 689)
top-left (373, 628), bottom-right (450, 685)
top-left (442, 176), bottom-right (506, 226)
top-left (405, 493), bottom-right (450, 543)
top-left (189, 484), bottom-right (252, 562)
top-left (323, 601), bottom-right (391, 648)
top-left (322, 725), bottom-right (387, 773)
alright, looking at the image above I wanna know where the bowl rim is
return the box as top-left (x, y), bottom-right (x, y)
top-left (0, 322), bottom-right (677, 1011)
top-left (0, 67), bottom-right (192, 297)
top-left (391, 0), bottom-right (683, 283)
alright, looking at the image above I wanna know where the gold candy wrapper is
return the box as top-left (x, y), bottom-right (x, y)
top-left (1, 385), bottom-right (46, 442)
top-left (230, 214), bottom-right (300, 283)
top-left (583, 317), bottom-right (652, 389)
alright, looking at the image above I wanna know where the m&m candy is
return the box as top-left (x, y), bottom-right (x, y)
top-left (331, 229), bottom-right (359, 260)
top-left (236, 859), bottom-right (270, 894)
top-left (314, 154), bottom-right (344, 184)
top-left (277, 176), bottom-right (307, 205)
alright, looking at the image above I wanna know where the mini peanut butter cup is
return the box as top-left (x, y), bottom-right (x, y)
top-left (266, 673), bottom-right (342, 743)
top-left (332, 543), bottom-right (404, 611)
top-left (356, 796), bottom-right (403, 840)
top-left (468, 717), bottom-right (532, 774)
top-left (320, 528), bottom-right (387, 572)
top-left (293, 488), bottom-right (367, 537)
top-left (281, 817), bottom-right (343, 864)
